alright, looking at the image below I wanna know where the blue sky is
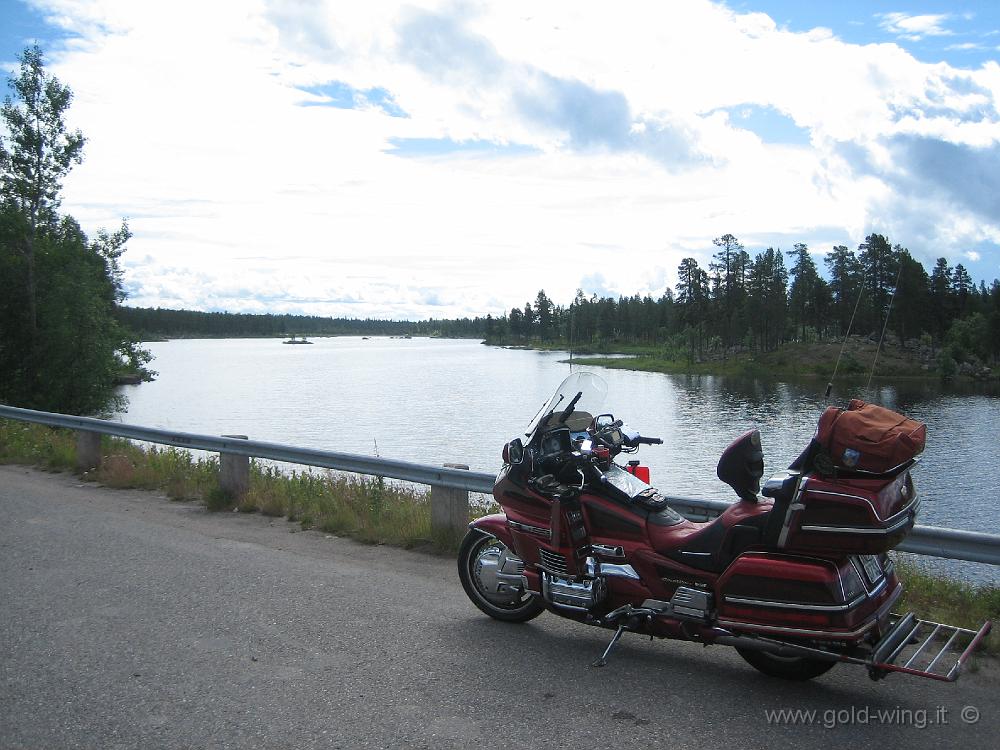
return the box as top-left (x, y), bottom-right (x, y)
top-left (1, 1), bottom-right (998, 318)
top-left (1, 1), bottom-right (51, 62)
top-left (740, 1), bottom-right (999, 66)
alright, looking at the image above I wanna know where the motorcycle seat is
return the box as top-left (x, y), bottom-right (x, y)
top-left (647, 499), bottom-right (773, 573)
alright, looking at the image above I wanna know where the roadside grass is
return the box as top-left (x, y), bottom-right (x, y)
top-left (98, 439), bottom-right (220, 501)
top-left (0, 419), bottom-right (455, 552)
top-left (0, 419), bottom-right (77, 471)
top-left (2, 419), bottom-right (997, 650)
top-left (893, 559), bottom-right (999, 656)
top-left (239, 464), bottom-right (439, 549)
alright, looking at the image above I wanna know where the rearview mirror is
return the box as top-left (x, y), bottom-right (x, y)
top-left (504, 438), bottom-right (525, 465)
top-left (594, 414), bottom-right (615, 430)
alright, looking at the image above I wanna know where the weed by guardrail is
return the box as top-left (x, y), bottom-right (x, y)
top-left (0, 419), bottom-right (463, 553)
top-left (894, 560), bottom-right (999, 656)
top-left (239, 463), bottom-right (436, 549)
top-left (0, 420), bottom-right (76, 470)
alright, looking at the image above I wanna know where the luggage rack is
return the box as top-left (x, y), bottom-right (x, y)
top-left (867, 612), bottom-right (992, 681)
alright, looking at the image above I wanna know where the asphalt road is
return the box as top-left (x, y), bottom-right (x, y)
top-left (1, 465), bottom-right (997, 750)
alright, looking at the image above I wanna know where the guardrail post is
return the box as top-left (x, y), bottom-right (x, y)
top-left (220, 435), bottom-right (250, 500)
top-left (431, 463), bottom-right (470, 536)
top-left (76, 430), bottom-right (102, 472)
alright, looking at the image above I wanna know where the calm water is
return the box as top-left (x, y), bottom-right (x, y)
top-left (114, 337), bottom-right (1000, 583)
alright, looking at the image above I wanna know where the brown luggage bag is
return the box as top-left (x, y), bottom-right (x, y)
top-left (816, 399), bottom-right (926, 473)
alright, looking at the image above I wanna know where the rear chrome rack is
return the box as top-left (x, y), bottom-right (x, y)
top-left (868, 612), bottom-right (992, 682)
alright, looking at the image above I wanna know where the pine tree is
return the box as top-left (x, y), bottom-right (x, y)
top-left (787, 243), bottom-right (823, 341)
top-left (824, 245), bottom-right (863, 337)
top-left (676, 257), bottom-right (709, 359)
top-left (857, 233), bottom-right (898, 335)
top-left (0, 46), bottom-right (150, 413)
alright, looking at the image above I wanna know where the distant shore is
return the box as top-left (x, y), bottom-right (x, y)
top-left (134, 333), bottom-right (454, 343)
top-left (485, 335), bottom-right (997, 383)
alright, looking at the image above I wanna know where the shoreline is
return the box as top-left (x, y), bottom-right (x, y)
top-left (484, 337), bottom-right (998, 384)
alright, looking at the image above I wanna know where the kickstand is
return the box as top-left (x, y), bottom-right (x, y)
top-left (592, 625), bottom-right (627, 668)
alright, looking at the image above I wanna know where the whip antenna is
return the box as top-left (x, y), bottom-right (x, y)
top-left (826, 282), bottom-right (864, 400)
top-left (568, 304), bottom-right (574, 371)
top-left (866, 261), bottom-right (904, 393)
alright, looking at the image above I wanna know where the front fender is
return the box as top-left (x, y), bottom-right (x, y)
top-left (469, 512), bottom-right (515, 548)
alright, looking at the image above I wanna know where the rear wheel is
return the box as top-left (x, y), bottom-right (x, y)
top-left (458, 530), bottom-right (544, 623)
top-left (736, 648), bottom-right (837, 681)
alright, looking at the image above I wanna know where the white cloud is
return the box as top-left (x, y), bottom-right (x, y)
top-left (13, 0), bottom-right (999, 318)
top-left (966, 251), bottom-right (982, 262)
top-left (877, 12), bottom-right (954, 41)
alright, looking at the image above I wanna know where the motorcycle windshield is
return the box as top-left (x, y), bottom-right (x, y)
top-left (526, 372), bottom-right (608, 437)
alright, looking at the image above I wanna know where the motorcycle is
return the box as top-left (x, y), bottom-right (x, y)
top-left (458, 372), bottom-right (992, 682)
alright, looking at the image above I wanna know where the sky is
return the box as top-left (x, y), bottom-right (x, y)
top-left (1, 0), bottom-right (999, 320)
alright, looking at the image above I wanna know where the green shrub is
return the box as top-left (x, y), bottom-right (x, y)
top-left (0, 420), bottom-right (77, 470)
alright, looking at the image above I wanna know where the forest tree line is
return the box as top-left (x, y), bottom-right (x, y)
top-left (116, 307), bottom-right (426, 338)
top-left (121, 232), bottom-right (1000, 377)
top-left (115, 305), bottom-right (505, 339)
top-left (481, 233), bottom-right (1000, 369)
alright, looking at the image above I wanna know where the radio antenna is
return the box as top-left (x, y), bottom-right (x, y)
top-left (826, 283), bottom-right (864, 400)
top-left (568, 304), bottom-right (575, 371)
top-left (866, 261), bottom-right (904, 393)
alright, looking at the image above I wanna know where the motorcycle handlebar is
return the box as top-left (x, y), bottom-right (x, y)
top-left (621, 431), bottom-right (663, 447)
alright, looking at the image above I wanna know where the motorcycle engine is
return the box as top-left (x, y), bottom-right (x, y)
top-left (541, 572), bottom-right (607, 610)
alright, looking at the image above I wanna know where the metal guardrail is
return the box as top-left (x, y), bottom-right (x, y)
top-left (0, 404), bottom-right (487, 492)
top-left (2, 404), bottom-right (999, 567)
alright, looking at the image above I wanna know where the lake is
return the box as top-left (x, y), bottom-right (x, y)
top-left (114, 337), bottom-right (1000, 583)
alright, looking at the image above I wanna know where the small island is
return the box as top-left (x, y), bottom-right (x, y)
top-left (282, 334), bottom-right (313, 345)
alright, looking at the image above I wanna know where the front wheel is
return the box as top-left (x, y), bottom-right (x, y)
top-left (736, 647), bottom-right (837, 681)
top-left (458, 530), bottom-right (544, 623)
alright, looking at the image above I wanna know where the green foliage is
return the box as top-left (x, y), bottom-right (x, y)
top-left (485, 234), bottom-right (997, 379)
top-left (107, 238), bottom-right (1000, 379)
top-left (116, 306), bottom-right (431, 339)
top-left (946, 313), bottom-right (989, 363)
top-left (206, 486), bottom-right (237, 512)
top-left (894, 558), bottom-right (1000, 655)
top-left (936, 349), bottom-right (958, 379)
top-left (839, 354), bottom-right (865, 375)
top-left (787, 243), bottom-right (830, 342)
top-left (0, 421), bottom-right (450, 548)
top-left (0, 46), bottom-right (151, 415)
top-left (857, 233), bottom-right (898, 334)
top-left (0, 419), bottom-right (76, 470)
top-left (93, 440), bottom-right (220, 501)
top-left (0, 46), bottom-right (84, 227)
top-left (241, 464), bottom-right (439, 549)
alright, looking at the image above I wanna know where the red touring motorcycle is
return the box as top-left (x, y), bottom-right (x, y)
top-left (458, 372), bottom-right (992, 682)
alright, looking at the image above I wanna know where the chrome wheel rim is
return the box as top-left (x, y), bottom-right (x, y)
top-left (469, 536), bottom-right (530, 609)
